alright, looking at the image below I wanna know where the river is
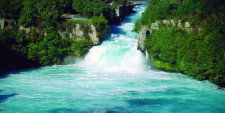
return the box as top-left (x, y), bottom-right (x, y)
top-left (0, 4), bottom-right (225, 113)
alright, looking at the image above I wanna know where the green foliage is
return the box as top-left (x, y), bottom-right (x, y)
top-left (133, 20), bottom-right (141, 32)
top-left (0, 0), bottom-right (23, 19)
top-left (71, 40), bottom-right (93, 56)
top-left (0, 26), bottom-right (94, 70)
top-left (19, 0), bottom-right (38, 27)
top-left (37, 0), bottom-right (60, 27)
top-left (19, 0), bottom-right (62, 28)
top-left (145, 26), bottom-right (225, 87)
top-left (27, 27), bottom-right (71, 65)
top-left (0, 29), bottom-right (40, 73)
top-left (66, 19), bottom-right (93, 24)
top-left (92, 13), bottom-right (109, 37)
top-left (72, 0), bottom-right (107, 17)
top-left (56, 0), bottom-right (73, 14)
top-left (0, 0), bottom-right (110, 73)
top-left (138, 0), bottom-right (225, 26)
top-left (140, 0), bottom-right (225, 87)
top-left (111, 2), bottom-right (118, 9)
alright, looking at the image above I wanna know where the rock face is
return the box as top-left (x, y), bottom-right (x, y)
top-left (16, 22), bottom-right (99, 45)
top-left (63, 23), bottom-right (100, 45)
top-left (137, 26), bottom-right (149, 52)
top-left (137, 19), bottom-right (191, 52)
top-left (0, 20), bottom-right (5, 29)
top-left (88, 25), bottom-right (99, 45)
top-left (75, 24), bottom-right (84, 37)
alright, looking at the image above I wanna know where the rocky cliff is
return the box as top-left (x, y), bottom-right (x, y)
top-left (0, 19), bottom-right (5, 29)
top-left (60, 22), bottom-right (99, 45)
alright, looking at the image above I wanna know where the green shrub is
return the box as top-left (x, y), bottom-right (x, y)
top-left (92, 13), bottom-right (109, 37)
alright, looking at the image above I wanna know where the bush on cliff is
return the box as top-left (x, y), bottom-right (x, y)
top-left (92, 13), bottom-right (109, 37)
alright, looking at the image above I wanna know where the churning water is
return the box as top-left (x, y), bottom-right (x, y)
top-left (1, 4), bottom-right (225, 113)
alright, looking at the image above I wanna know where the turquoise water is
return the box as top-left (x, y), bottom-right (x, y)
top-left (1, 4), bottom-right (225, 113)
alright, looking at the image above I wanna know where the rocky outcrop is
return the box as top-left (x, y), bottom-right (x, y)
top-left (137, 26), bottom-right (149, 52)
top-left (19, 26), bottom-right (31, 34)
top-left (137, 19), bottom-right (191, 52)
top-left (75, 24), bottom-right (84, 37)
top-left (0, 19), bottom-right (5, 29)
top-left (16, 22), bottom-right (99, 45)
top-left (105, 2), bottom-right (134, 24)
top-left (88, 25), bottom-right (99, 45)
top-left (62, 23), bottom-right (99, 45)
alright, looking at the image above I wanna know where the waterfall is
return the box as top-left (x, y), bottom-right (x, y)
top-left (1, 4), bottom-right (225, 113)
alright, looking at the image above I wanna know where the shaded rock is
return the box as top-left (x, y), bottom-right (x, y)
top-left (171, 19), bottom-right (175, 26)
top-left (19, 26), bottom-right (30, 34)
top-left (75, 24), bottom-right (84, 38)
top-left (163, 20), bottom-right (170, 25)
top-left (184, 22), bottom-right (191, 32)
top-left (137, 26), bottom-right (149, 52)
top-left (88, 25), bottom-right (99, 45)
top-left (62, 23), bottom-right (99, 45)
top-left (0, 20), bottom-right (5, 29)
top-left (177, 20), bottom-right (182, 28)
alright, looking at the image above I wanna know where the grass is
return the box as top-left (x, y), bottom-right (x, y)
top-left (66, 19), bottom-right (93, 24)
top-left (61, 14), bottom-right (69, 17)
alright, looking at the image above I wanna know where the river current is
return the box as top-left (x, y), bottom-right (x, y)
top-left (1, 4), bottom-right (225, 113)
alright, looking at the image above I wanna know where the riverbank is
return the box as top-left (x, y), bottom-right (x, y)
top-left (136, 0), bottom-right (225, 87)
top-left (0, 0), bottom-right (143, 75)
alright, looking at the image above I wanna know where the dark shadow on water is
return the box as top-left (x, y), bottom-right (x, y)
top-left (0, 93), bottom-right (18, 103)
top-left (0, 67), bottom-right (40, 79)
top-left (100, 25), bottom-right (126, 42)
top-left (49, 108), bottom-right (79, 113)
top-left (124, 90), bottom-right (141, 96)
top-left (49, 107), bottom-right (131, 113)
top-left (127, 98), bottom-right (172, 106)
top-left (110, 25), bottom-right (126, 34)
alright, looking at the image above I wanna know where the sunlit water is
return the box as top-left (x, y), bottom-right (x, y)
top-left (1, 4), bottom-right (225, 113)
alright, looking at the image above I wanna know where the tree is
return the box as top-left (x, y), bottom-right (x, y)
top-left (37, 0), bottom-right (60, 27)
top-left (0, 0), bottom-right (23, 19)
top-left (92, 13), bottom-right (109, 37)
top-left (56, 0), bottom-right (73, 14)
top-left (19, 0), bottom-right (38, 27)
top-left (72, 0), bottom-right (107, 17)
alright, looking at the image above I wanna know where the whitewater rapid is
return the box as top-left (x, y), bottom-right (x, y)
top-left (0, 4), bottom-right (225, 113)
